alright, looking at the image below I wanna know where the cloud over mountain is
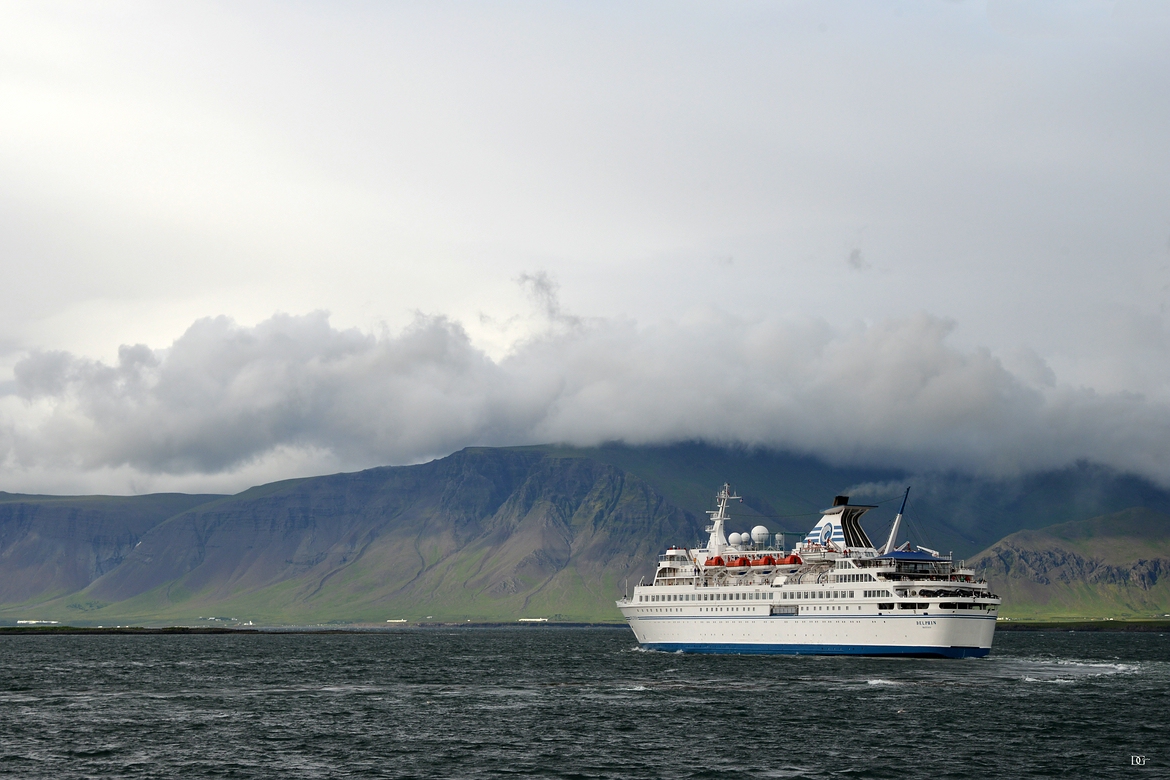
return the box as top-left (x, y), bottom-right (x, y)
top-left (5, 306), bottom-right (1170, 493)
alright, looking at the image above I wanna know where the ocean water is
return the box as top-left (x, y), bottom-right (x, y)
top-left (0, 629), bottom-right (1165, 779)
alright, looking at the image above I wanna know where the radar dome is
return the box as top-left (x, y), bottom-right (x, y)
top-left (751, 526), bottom-right (770, 545)
top-left (728, 532), bottom-right (742, 546)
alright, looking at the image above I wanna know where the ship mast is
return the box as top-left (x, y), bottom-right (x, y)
top-left (882, 487), bottom-right (911, 554)
top-left (705, 483), bottom-right (740, 558)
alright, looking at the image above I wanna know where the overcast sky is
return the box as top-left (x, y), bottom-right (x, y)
top-left (2, 1), bottom-right (1170, 494)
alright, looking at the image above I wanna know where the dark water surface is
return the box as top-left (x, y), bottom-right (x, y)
top-left (0, 628), bottom-right (1166, 779)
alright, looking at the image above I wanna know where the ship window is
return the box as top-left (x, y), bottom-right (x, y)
top-left (849, 591), bottom-right (854, 598)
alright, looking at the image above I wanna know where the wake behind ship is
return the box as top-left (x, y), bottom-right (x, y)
top-left (617, 485), bottom-right (1000, 657)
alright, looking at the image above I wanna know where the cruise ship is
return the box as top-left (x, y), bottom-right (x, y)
top-left (616, 485), bottom-right (1000, 657)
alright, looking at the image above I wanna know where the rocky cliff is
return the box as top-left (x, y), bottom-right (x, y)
top-left (969, 507), bottom-right (1170, 618)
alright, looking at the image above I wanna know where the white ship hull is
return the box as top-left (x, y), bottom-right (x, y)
top-left (618, 603), bottom-right (995, 658)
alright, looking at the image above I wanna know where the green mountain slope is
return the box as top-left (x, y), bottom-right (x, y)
top-left (2, 444), bottom-right (1169, 625)
top-left (7, 449), bottom-right (697, 624)
top-left (969, 507), bottom-right (1170, 618)
top-left (0, 492), bottom-right (224, 605)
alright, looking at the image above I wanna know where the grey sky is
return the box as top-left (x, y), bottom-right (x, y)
top-left (2, 1), bottom-right (1169, 493)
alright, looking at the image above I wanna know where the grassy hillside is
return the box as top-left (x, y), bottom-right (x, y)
top-left (3, 449), bottom-right (698, 624)
top-left (970, 507), bottom-right (1170, 619)
top-left (2, 444), bottom-right (1169, 625)
top-left (0, 492), bottom-right (224, 604)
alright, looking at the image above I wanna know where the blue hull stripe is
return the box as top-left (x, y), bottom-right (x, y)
top-left (640, 642), bottom-right (990, 658)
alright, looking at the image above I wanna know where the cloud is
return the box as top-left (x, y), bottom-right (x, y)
top-left (846, 248), bottom-right (868, 271)
top-left (4, 304), bottom-right (1170, 493)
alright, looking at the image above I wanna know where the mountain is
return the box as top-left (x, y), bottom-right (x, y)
top-left (1, 443), bottom-right (1169, 624)
top-left (0, 492), bottom-right (223, 605)
top-left (534, 444), bottom-right (1170, 560)
top-left (4, 448), bottom-right (697, 624)
top-left (969, 507), bottom-right (1170, 618)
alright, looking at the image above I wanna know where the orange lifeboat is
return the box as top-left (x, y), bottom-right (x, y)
top-left (752, 555), bottom-right (777, 567)
top-left (727, 556), bottom-right (752, 569)
top-left (704, 556), bottom-right (726, 567)
top-left (778, 554), bottom-right (802, 565)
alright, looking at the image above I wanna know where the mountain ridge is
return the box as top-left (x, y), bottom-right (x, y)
top-left (1, 443), bottom-right (1169, 623)
top-left (970, 507), bottom-right (1170, 618)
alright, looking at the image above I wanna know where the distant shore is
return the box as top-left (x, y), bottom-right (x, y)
top-left (0, 622), bottom-right (624, 634)
top-left (2, 619), bottom-right (1168, 634)
top-left (994, 619), bottom-right (1170, 632)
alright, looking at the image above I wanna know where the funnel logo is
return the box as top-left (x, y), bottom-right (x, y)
top-left (820, 524), bottom-right (832, 544)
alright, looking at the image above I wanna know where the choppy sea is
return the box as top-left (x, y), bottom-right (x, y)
top-left (0, 628), bottom-right (1165, 778)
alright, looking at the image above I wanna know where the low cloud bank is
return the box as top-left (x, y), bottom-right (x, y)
top-left (4, 309), bottom-right (1170, 491)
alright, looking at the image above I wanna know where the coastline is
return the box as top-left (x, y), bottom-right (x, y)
top-left (994, 619), bottom-right (1170, 632)
top-left (3, 619), bottom-right (1169, 634)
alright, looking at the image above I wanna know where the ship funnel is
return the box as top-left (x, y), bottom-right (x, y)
top-left (833, 496), bottom-right (849, 507)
